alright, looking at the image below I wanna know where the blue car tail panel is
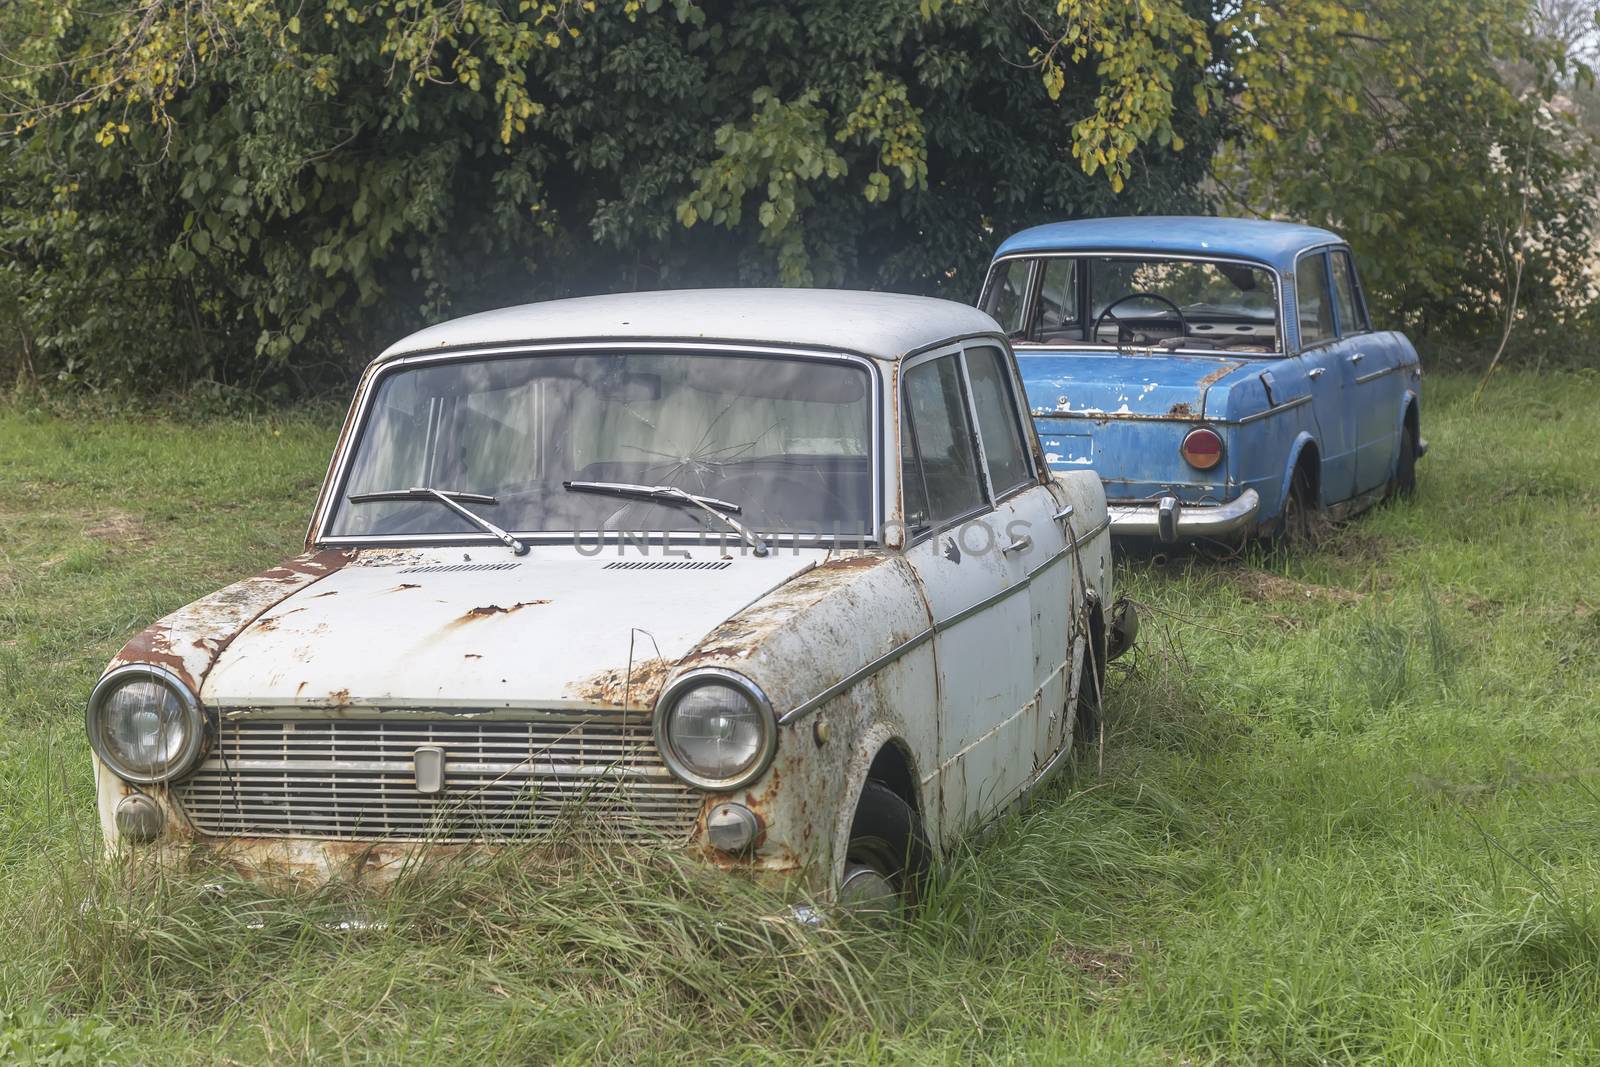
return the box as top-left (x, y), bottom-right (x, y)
top-left (1035, 416), bottom-right (1231, 501)
top-left (1033, 420), bottom-right (1096, 469)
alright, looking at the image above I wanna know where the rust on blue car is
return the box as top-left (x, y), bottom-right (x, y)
top-left (978, 216), bottom-right (1425, 542)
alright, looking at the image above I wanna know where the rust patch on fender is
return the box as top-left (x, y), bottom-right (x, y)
top-left (569, 657), bottom-right (676, 708)
top-left (685, 554), bottom-right (885, 663)
top-left (257, 549), bottom-right (354, 583)
top-left (817, 553), bottom-right (885, 572)
top-left (117, 627), bottom-right (201, 691)
top-left (1169, 401), bottom-right (1193, 417)
top-left (678, 643), bottom-right (754, 665)
top-left (110, 548), bottom-right (354, 691)
top-left (1198, 361), bottom-right (1245, 388)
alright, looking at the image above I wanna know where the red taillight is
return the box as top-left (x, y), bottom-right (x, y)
top-left (1180, 427), bottom-right (1223, 470)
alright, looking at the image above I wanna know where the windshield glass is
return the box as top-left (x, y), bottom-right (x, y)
top-left (326, 352), bottom-right (874, 540)
top-left (990, 255), bottom-right (1280, 354)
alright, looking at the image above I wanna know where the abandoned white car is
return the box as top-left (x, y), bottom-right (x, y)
top-left (88, 289), bottom-right (1130, 908)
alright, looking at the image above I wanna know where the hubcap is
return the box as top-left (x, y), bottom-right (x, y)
top-left (838, 862), bottom-right (897, 915)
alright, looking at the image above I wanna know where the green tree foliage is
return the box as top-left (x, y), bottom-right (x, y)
top-left (1016, 0), bottom-right (1598, 342)
top-left (1211, 0), bottom-right (1597, 338)
top-left (0, 0), bottom-right (1217, 394)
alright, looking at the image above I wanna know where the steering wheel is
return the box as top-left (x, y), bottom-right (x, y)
top-left (1092, 291), bottom-right (1188, 346)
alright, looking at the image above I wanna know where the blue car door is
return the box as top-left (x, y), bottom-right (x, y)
top-left (1329, 248), bottom-right (1402, 493)
top-left (1293, 249), bottom-right (1356, 505)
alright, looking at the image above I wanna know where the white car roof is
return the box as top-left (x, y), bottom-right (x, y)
top-left (376, 288), bottom-right (1003, 364)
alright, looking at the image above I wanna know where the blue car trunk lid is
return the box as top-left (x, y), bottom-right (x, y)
top-left (1018, 350), bottom-right (1254, 500)
top-left (1015, 351), bottom-right (1249, 421)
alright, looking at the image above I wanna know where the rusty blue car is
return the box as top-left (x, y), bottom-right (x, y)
top-left (978, 217), bottom-right (1425, 543)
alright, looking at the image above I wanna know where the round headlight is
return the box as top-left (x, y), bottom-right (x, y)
top-left (654, 670), bottom-right (777, 791)
top-left (86, 665), bottom-right (206, 784)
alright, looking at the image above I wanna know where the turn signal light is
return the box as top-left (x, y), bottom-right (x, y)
top-left (1180, 427), bottom-right (1223, 470)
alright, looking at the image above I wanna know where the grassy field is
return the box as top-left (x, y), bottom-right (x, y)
top-left (1, 371), bottom-right (1598, 1064)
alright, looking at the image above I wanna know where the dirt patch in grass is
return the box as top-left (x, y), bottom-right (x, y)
top-left (1230, 569), bottom-right (1363, 606)
top-left (1050, 939), bottom-right (1136, 985)
top-left (82, 510), bottom-right (151, 545)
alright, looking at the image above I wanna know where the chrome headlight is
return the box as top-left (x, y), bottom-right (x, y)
top-left (86, 664), bottom-right (206, 784)
top-left (653, 669), bottom-right (777, 791)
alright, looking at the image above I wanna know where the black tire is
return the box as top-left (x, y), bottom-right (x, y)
top-left (1071, 641), bottom-right (1103, 753)
top-left (1393, 426), bottom-right (1418, 498)
top-left (843, 781), bottom-right (931, 910)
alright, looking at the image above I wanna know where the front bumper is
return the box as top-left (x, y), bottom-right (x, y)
top-left (1107, 488), bottom-right (1261, 543)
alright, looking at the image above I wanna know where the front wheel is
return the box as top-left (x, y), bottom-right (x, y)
top-left (1071, 640), bottom-right (1103, 753)
top-left (1392, 426), bottom-right (1418, 498)
top-left (839, 781), bottom-right (931, 915)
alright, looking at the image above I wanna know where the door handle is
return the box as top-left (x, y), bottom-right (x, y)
top-left (1307, 367), bottom-right (1326, 380)
top-left (1349, 352), bottom-right (1365, 364)
top-left (1052, 504), bottom-right (1075, 522)
top-left (1001, 534), bottom-right (1033, 555)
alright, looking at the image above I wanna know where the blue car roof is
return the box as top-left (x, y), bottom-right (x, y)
top-left (993, 216), bottom-right (1343, 272)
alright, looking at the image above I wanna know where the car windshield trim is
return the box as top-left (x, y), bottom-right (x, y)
top-left (313, 342), bottom-right (884, 548)
top-left (981, 250), bottom-right (1287, 357)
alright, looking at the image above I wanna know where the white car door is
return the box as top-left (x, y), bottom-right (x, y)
top-left (960, 342), bottom-right (1077, 778)
top-left (900, 345), bottom-right (1035, 837)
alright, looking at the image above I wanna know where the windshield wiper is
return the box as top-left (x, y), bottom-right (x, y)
top-left (562, 480), bottom-right (769, 558)
top-left (347, 487), bottom-right (528, 556)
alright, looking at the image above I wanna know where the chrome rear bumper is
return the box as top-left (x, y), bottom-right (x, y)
top-left (1107, 488), bottom-right (1261, 543)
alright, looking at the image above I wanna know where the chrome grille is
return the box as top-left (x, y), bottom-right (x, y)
top-left (174, 715), bottom-right (700, 843)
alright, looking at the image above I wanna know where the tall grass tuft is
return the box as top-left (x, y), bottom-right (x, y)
top-left (1357, 608), bottom-right (1412, 711)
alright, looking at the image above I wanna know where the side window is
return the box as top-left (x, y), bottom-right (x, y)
top-left (900, 392), bottom-right (931, 531)
top-left (1296, 253), bottom-right (1335, 346)
top-left (902, 355), bottom-right (986, 528)
top-left (964, 346), bottom-right (1032, 495)
top-left (982, 260), bottom-right (1031, 336)
top-left (1330, 250), bottom-right (1368, 335)
top-left (1035, 259), bottom-right (1078, 341)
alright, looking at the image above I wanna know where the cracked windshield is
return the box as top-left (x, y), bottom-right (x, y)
top-left (327, 352), bottom-right (873, 539)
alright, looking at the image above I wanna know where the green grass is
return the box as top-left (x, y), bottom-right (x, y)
top-left (2, 372), bottom-right (1598, 1063)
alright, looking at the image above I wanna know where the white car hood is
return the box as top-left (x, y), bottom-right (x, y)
top-left (199, 545), bottom-right (828, 710)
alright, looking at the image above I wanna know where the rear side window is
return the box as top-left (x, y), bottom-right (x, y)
top-left (964, 346), bottom-right (1032, 495)
top-left (1296, 254), bottom-right (1335, 346)
top-left (982, 260), bottom-right (1031, 336)
top-left (1330, 250), bottom-right (1368, 335)
top-left (902, 355), bottom-right (985, 529)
